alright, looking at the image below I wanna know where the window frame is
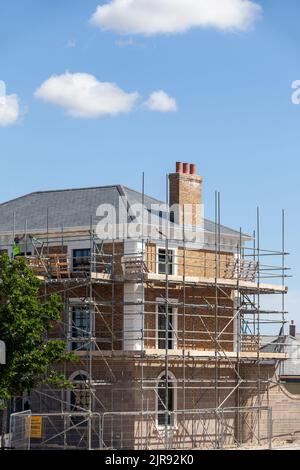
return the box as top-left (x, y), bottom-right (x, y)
top-left (68, 299), bottom-right (94, 352)
top-left (156, 246), bottom-right (177, 276)
top-left (156, 371), bottom-right (177, 429)
top-left (68, 370), bottom-right (91, 428)
top-left (155, 299), bottom-right (178, 350)
top-left (72, 248), bottom-right (91, 273)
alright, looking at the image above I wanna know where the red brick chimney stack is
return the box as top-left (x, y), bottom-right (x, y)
top-left (169, 162), bottom-right (203, 226)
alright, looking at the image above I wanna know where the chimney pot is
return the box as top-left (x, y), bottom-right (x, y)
top-left (183, 163), bottom-right (189, 174)
top-left (190, 163), bottom-right (197, 175)
top-left (176, 162), bottom-right (183, 174)
top-left (290, 321), bottom-right (296, 338)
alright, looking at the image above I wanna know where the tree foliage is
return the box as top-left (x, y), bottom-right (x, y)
top-left (0, 254), bottom-right (76, 400)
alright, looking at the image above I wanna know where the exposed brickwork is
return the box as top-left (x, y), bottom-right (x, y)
top-left (9, 227), bottom-right (296, 448)
top-left (240, 364), bottom-right (300, 445)
top-left (145, 243), bottom-right (234, 278)
top-left (145, 285), bottom-right (234, 351)
top-left (169, 172), bottom-right (202, 226)
top-left (31, 360), bottom-right (238, 449)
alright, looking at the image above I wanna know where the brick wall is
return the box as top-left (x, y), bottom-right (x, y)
top-left (145, 242), bottom-right (234, 279)
top-left (145, 285), bottom-right (234, 351)
top-left (241, 364), bottom-right (300, 445)
top-left (31, 359), bottom-right (239, 449)
top-left (46, 282), bottom-right (124, 350)
top-left (169, 172), bottom-right (202, 227)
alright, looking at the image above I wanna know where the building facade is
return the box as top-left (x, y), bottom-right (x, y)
top-left (0, 163), bottom-right (296, 449)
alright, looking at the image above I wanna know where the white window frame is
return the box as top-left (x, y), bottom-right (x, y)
top-left (68, 298), bottom-right (95, 352)
top-left (156, 246), bottom-right (178, 276)
top-left (155, 298), bottom-right (178, 350)
top-left (68, 240), bottom-right (92, 274)
top-left (156, 371), bottom-right (177, 429)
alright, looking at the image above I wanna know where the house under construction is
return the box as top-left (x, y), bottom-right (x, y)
top-left (0, 162), bottom-right (299, 450)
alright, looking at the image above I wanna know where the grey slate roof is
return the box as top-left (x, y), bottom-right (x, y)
top-left (0, 185), bottom-right (247, 237)
top-left (261, 335), bottom-right (300, 377)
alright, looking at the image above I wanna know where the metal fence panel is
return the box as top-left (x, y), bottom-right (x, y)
top-left (9, 410), bottom-right (31, 450)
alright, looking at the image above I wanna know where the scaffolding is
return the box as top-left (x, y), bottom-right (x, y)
top-left (0, 181), bottom-right (291, 450)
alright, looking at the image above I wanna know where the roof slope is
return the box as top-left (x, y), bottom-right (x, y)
top-left (261, 335), bottom-right (300, 377)
top-left (0, 185), bottom-right (247, 237)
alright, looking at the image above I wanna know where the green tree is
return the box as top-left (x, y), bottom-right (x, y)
top-left (0, 254), bottom-right (76, 438)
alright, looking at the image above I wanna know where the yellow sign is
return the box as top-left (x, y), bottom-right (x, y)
top-left (25, 416), bottom-right (43, 439)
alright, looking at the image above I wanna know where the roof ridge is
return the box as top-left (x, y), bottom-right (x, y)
top-left (0, 185), bottom-right (121, 207)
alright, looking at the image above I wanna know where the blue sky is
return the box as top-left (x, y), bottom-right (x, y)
top-left (0, 0), bottom-right (299, 321)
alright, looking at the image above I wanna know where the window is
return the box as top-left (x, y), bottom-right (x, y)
top-left (73, 249), bottom-right (91, 273)
top-left (157, 304), bottom-right (176, 349)
top-left (158, 248), bottom-right (174, 275)
top-left (12, 395), bottom-right (31, 413)
top-left (157, 374), bottom-right (175, 427)
top-left (70, 372), bottom-right (89, 427)
top-left (71, 306), bottom-right (91, 351)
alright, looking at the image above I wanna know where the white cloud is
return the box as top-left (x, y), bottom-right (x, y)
top-left (34, 72), bottom-right (139, 118)
top-left (0, 80), bottom-right (20, 127)
top-left (91, 0), bottom-right (261, 36)
top-left (145, 90), bottom-right (177, 112)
